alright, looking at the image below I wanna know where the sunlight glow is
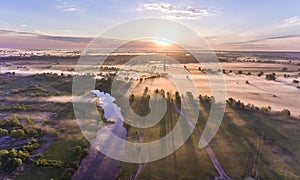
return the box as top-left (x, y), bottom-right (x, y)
top-left (154, 39), bottom-right (171, 47)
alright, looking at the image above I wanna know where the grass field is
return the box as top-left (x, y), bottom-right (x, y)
top-left (119, 95), bottom-right (300, 179)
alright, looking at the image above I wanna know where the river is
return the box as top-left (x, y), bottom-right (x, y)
top-left (72, 90), bottom-right (127, 180)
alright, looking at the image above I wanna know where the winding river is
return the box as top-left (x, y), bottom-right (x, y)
top-left (72, 90), bottom-right (127, 180)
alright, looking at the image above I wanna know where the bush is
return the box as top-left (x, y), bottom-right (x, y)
top-left (14, 158), bottom-right (22, 167)
top-left (281, 109), bottom-right (291, 116)
top-left (11, 114), bottom-right (20, 125)
top-left (10, 129), bottom-right (26, 139)
top-left (0, 149), bottom-right (27, 173)
top-left (26, 129), bottom-right (38, 137)
top-left (266, 73), bottom-right (276, 80)
top-left (25, 117), bottom-right (33, 124)
top-left (0, 128), bottom-right (8, 136)
top-left (258, 71), bottom-right (264, 77)
top-left (36, 159), bottom-right (63, 168)
top-left (23, 140), bottom-right (40, 152)
top-left (260, 106), bottom-right (271, 112)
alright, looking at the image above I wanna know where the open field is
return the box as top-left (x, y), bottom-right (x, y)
top-left (128, 62), bottom-right (300, 116)
top-left (0, 73), bottom-right (88, 180)
top-left (0, 52), bottom-right (299, 179)
top-left (120, 95), bottom-right (300, 179)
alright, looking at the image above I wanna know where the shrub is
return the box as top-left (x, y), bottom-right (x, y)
top-left (23, 140), bottom-right (40, 152)
top-left (25, 117), bottom-right (33, 124)
top-left (0, 128), bottom-right (8, 136)
top-left (258, 71), bottom-right (264, 77)
top-left (13, 158), bottom-right (22, 167)
top-left (11, 114), bottom-right (20, 125)
top-left (266, 73), bottom-right (276, 80)
top-left (10, 129), bottom-right (26, 139)
top-left (260, 106), bottom-right (271, 112)
top-left (36, 159), bottom-right (63, 168)
top-left (238, 70), bottom-right (243, 74)
top-left (293, 79), bottom-right (299, 84)
top-left (26, 129), bottom-right (38, 137)
top-left (281, 109), bottom-right (291, 116)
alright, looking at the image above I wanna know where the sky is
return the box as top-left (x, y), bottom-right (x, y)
top-left (1, 0), bottom-right (300, 51)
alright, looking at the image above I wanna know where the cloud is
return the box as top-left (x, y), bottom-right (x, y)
top-left (57, 1), bottom-right (79, 12)
top-left (138, 3), bottom-right (218, 20)
top-left (278, 16), bottom-right (300, 28)
top-left (136, 8), bottom-right (143, 12)
top-left (0, 29), bottom-right (91, 43)
top-left (64, 7), bottom-right (78, 12)
top-left (0, 29), bottom-right (126, 49)
top-left (20, 24), bottom-right (29, 28)
top-left (222, 34), bottom-right (300, 45)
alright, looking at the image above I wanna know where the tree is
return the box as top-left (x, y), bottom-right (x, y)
top-left (26, 116), bottom-right (33, 124)
top-left (144, 86), bottom-right (149, 94)
top-left (26, 129), bottom-right (38, 137)
top-left (11, 114), bottom-right (20, 125)
top-left (258, 71), bottom-right (264, 77)
top-left (129, 94), bottom-right (135, 103)
top-left (266, 73), bottom-right (276, 80)
top-left (175, 91), bottom-right (181, 108)
top-left (0, 128), bottom-right (8, 136)
top-left (281, 109), bottom-right (291, 116)
top-left (238, 70), bottom-right (243, 74)
top-left (14, 158), bottom-right (22, 167)
top-left (18, 150), bottom-right (29, 159)
top-left (9, 148), bottom-right (17, 157)
top-left (10, 129), bottom-right (26, 139)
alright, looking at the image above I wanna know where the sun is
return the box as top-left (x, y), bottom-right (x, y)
top-left (154, 39), bottom-right (171, 47)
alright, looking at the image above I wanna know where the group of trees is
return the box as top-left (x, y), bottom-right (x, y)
top-left (226, 97), bottom-right (294, 117)
top-left (0, 103), bottom-right (27, 111)
top-left (23, 139), bottom-right (40, 152)
top-left (226, 97), bottom-right (273, 112)
top-left (36, 159), bottom-right (63, 168)
top-left (0, 115), bottom-right (41, 139)
top-left (199, 94), bottom-right (215, 104)
top-left (11, 85), bottom-right (60, 97)
top-left (0, 148), bottom-right (29, 173)
top-left (34, 72), bottom-right (74, 81)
